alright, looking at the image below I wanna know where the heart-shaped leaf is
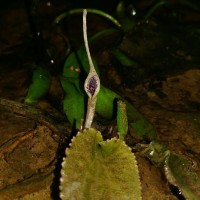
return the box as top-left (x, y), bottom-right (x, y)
top-left (60, 128), bottom-right (141, 200)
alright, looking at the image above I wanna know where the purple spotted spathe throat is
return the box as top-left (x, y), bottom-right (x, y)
top-left (86, 76), bottom-right (98, 96)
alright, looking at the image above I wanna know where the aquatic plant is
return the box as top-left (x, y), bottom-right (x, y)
top-left (25, 34), bottom-right (156, 139)
top-left (25, 67), bottom-right (50, 104)
top-left (25, 2), bottom-right (157, 139)
top-left (60, 128), bottom-right (141, 200)
top-left (143, 142), bottom-right (200, 200)
top-left (59, 10), bottom-right (142, 200)
top-left (54, 8), bottom-right (121, 28)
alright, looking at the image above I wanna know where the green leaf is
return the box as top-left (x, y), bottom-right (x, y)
top-left (96, 85), bottom-right (120, 119)
top-left (110, 49), bottom-right (138, 67)
top-left (54, 9), bottom-right (121, 28)
top-left (63, 52), bottom-right (81, 78)
top-left (143, 142), bottom-right (200, 199)
top-left (63, 28), bottom-right (121, 78)
top-left (165, 152), bottom-right (200, 200)
top-left (129, 119), bottom-right (157, 140)
top-left (60, 77), bottom-right (85, 128)
top-left (25, 67), bottom-right (50, 104)
top-left (96, 86), bottom-right (157, 139)
top-left (60, 128), bottom-right (141, 200)
top-left (126, 102), bottom-right (157, 140)
top-left (117, 100), bottom-right (128, 140)
top-left (62, 30), bottom-right (156, 138)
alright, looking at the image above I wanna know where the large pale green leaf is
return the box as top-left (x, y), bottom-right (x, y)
top-left (60, 128), bottom-right (141, 200)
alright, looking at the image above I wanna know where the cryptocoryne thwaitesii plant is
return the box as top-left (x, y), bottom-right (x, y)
top-left (59, 10), bottom-right (142, 200)
top-left (25, 4), bottom-right (157, 139)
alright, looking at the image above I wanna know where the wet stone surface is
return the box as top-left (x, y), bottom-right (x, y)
top-left (0, 108), bottom-right (60, 199)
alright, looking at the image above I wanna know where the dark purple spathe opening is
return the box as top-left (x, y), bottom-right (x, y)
top-left (86, 76), bottom-right (97, 96)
